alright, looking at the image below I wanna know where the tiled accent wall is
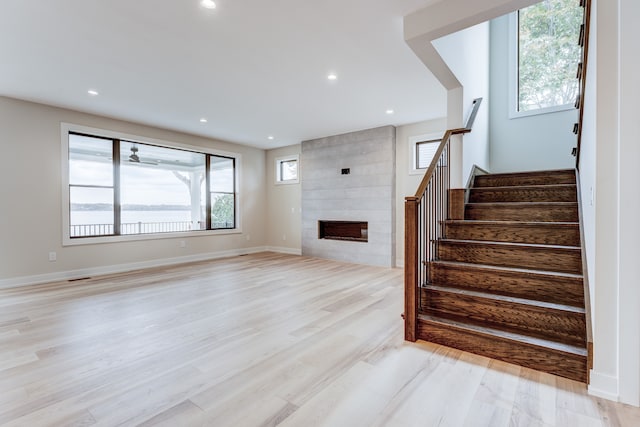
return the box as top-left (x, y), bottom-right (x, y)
top-left (301, 126), bottom-right (396, 267)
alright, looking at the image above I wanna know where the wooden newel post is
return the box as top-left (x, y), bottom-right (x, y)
top-left (404, 196), bottom-right (419, 342)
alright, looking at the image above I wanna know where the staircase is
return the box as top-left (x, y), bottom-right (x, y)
top-left (416, 169), bottom-right (589, 383)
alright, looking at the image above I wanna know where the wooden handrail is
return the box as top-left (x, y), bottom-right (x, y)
top-left (404, 98), bottom-right (481, 341)
top-left (413, 128), bottom-right (470, 198)
top-left (574, 0), bottom-right (592, 168)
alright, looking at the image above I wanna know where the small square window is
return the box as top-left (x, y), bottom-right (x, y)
top-left (415, 139), bottom-right (441, 170)
top-left (408, 132), bottom-right (444, 175)
top-left (276, 155), bottom-right (299, 184)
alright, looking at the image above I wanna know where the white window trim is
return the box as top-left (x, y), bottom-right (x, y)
top-left (61, 123), bottom-right (242, 246)
top-left (275, 154), bottom-right (300, 185)
top-left (508, 12), bottom-right (576, 119)
top-left (408, 132), bottom-right (444, 175)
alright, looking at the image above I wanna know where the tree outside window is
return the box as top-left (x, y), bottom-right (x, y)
top-left (518, 0), bottom-right (582, 112)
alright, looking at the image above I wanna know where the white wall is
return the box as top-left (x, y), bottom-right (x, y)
top-left (586, 0), bottom-right (620, 402)
top-left (617, 0), bottom-right (640, 406)
top-left (579, 0), bottom-right (640, 406)
top-left (488, 15), bottom-right (578, 173)
top-left (265, 144), bottom-right (301, 254)
top-left (395, 118), bottom-right (448, 266)
top-left (0, 96), bottom-right (267, 287)
top-left (433, 22), bottom-right (491, 181)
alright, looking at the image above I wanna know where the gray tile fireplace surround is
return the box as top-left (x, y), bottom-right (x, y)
top-left (301, 125), bottom-right (396, 267)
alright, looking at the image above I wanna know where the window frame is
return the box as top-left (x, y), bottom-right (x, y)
top-left (508, 10), bottom-right (577, 119)
top-left (61, 123), bottom-right (242, 246)
top-left (408, 132), bottom-right (444, 175)
top-left (275, 154), bottom-right (300, 185)
top-left (208, 155), bottom-right (237, 229)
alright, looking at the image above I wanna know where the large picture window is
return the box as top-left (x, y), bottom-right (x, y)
top-left (510, 0), bottom-right (582, 117)
top-left (65, 127), bottom-right (239, 242)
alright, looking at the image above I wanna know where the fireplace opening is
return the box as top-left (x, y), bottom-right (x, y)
top-left (318, 220), bottom-right (368, 242)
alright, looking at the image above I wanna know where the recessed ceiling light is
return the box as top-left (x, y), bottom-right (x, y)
top-left (267, 136), bottom-right (274, 140)
top-left (88, 90), bottom-right (99, 96)
top-left (386, 109), bottom-right (394, 114)
top-left (201, 0), bottom-right (216, 9)
top-left (200, 118), bottom-right (208, 123)
top-left (327, 73), bottom-right (337, 81)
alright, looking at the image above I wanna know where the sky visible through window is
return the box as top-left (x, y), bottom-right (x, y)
top-left (71, 159), bottom-right (196, 205)
top-left (68, 134), bottom-right (235, 233)
top-left (69, 136), bottom-right (233, 206)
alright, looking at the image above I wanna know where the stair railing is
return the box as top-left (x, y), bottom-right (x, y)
top-left (404, 128), bottom-right (467, 340)
top-left (404, 98), bottom-right (481, 341)
top-left (573, 0), bottom-right (592, 167)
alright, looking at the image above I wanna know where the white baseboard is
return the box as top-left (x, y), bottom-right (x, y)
top-left (588, 370), bottom-right (619, 402)
top-left (265, 246), bottom-right (302, 256)
top-left (0, 246), bottom-right (269, 290)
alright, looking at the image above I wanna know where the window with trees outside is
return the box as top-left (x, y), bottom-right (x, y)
top-left (66, 130), bottom-right (238, 241)
top-left (512, 0), bottom-right (582, 116)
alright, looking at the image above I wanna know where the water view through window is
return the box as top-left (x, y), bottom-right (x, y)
top-left (68, 132), bottom-right (236, 238)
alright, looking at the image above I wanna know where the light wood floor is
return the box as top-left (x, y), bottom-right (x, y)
top-left (0, 252), bottom-right (638, 426)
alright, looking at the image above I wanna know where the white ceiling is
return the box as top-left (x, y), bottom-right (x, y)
top-left (0, 0), bottom-right (447, 149)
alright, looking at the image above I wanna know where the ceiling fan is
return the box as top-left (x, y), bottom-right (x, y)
top-left (129, 146), bottom-right (157, 165)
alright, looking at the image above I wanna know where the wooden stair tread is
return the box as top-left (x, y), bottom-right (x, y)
top-left (439, 238), bottom-right (580, 251)
top-left (443, 220), bottom-right (581, 246)
top-left (473, 169), bottom-right (575, 182)
top-left (431, 260), bottom-right (583, 279)
top-left (423, 284), bottom-right (585, 314)
top-left (438, 239), bottom-right (582, 275)
top-left (418, 314), bottom-right (587, 357)
top-left (474, 169), bottom-right (574, 178)
top-left (473, 170), bottom-right (576, 188)
top-left (469, 184), bottom-right (578, 201)
top-left (466, 201), bottom-right (578, 207)
top-left (443, 220), bottom-right (579, 227)
top-left (465, 202), bottom-right (579, 222)
top-left (429, 260), bottom-right (585, 307)
top-left (470, 184), bottom-right (576, 190)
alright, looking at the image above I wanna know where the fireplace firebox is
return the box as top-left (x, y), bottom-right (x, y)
top-left (318, 221), bottom-right (368, 243)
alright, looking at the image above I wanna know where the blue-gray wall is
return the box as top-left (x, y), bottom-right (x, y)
top-left (489, 15), bottom-right (578, 173)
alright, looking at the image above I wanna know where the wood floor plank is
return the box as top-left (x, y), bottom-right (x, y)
top-left (136, 400), bottom-right (206, 427)
top-left (276, 361), bottom-right (388, 427)
top-left (0, 252), bottom-right (637, 426)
